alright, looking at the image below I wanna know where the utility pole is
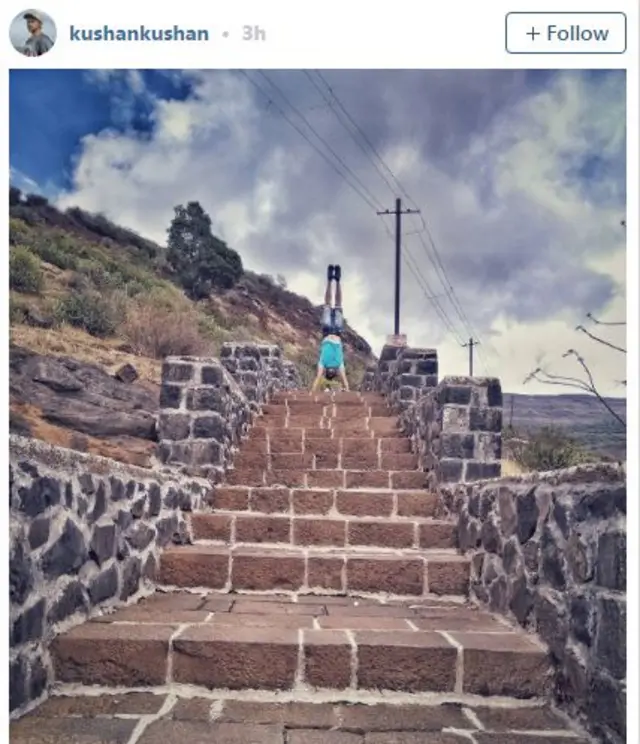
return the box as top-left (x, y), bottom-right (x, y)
top-left (462, 337), bottom-right (479, 376)
top-left (377, 198), bottom-right (420, 336)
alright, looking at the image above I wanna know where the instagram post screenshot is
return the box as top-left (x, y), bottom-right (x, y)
top-left (3, 2), bottom-right (637, 743)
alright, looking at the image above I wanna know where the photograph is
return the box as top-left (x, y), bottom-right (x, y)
top-left (9, 68), bottom-right (628, 744)
top-left (9, 9), bottom-right (56, 57)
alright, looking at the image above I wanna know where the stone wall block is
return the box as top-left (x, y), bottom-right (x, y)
top-left (594, 596), bottom-right (626, 680)
top-left (159, 384), bottom-right (182, 409)
top-left (439, 463), bottom-right (626, 744)
top-left (161, 361), bottom-right (193, 383)
top-left (9, 434), bottom-right (211, 717)
top-left (157, 413), bottom-right (191, 441)
top-left (595, 529), bottom-right (626, 590)
top-left (157, 346), bottom-right (301, 476)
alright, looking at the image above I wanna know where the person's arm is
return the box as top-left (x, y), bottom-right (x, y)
top-left (311, 365), bottom-right (324, 393)
top-left (338, 367), bottom-right (350, 392)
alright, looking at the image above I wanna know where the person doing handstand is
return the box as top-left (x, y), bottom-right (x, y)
top-left (311, 265), bottom-right (349, 392)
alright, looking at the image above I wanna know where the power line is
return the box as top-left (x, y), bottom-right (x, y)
top-left (241, 71), bottom-right (463, 342)
top-left (303, 71), bottom-right (399, 197)
top-left (238, 72), bottom-right (381, 212)
top-left (257, 71), bottom-right (385, 212)
top-left (311, 70), bottom-right (487, 367)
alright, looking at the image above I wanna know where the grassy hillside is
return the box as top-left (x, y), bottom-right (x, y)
top-left (9, 189), bottom-right (374, 390)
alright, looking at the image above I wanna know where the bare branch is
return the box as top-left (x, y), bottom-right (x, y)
top-left (565, 350), bottom-right (626, 428)
top-left (585, 312), bottom-right (626, 327)
top-left (537, 367), bottom-right (593, 391)
top-left (529, 375), bottom-right (592, 394)
top-left (576, 325), bottom-right (626, 353)
top-left (525, 351), bottom-right (626, 431)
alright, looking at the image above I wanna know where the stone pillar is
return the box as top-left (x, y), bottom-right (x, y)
top-left (360, 364), bottom-right (376, 392)
top-left (157, 357), bottom-right (252, 479)
top-left (388, 347), bottom-right (439, 412)
top-left (219, 342), bottom-right (303, 403)
top-left (438, 376), bottom-right (502, 483)
top-left (219, 342), bottom-right (271, 409)
top-left (282, 360), bottom-right (303, 389)
top-left (375, 344), bottom-right (404, 394)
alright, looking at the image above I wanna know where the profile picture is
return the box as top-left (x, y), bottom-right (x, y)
top-left (10, 9), bottom-right (56, 57)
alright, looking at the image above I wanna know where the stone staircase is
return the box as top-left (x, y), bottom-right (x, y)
top-left (12, 391), bottom-right (593, 743)
top-left (158, 391), bottom-right (469, 600)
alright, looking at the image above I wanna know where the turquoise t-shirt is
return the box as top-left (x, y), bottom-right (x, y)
top-left (319, 337), bottom-right (344, 368)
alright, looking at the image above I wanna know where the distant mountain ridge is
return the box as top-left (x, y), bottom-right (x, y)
top-left (505, 392), bottom-right (626, 459)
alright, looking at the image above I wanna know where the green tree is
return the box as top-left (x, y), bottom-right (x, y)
top-left (166, 201), bottom-right (243, 299)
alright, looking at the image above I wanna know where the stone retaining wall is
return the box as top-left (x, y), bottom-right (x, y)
top-left (219, 342), bottom-right (301, 406)
top-left (373, 345), bottom-right (439, 411)
top-left (360, 364), bottom-right (376, 392)
top-left (363, 345), bottom-right (500, 485)
top-left (9, 435), bottom-right (210, 718)
top-left (440, 463), bottom-right (626, 744)
top-left (157, 343), bottom-right (302, 479)
top-left (157, 356), bottom-right (252, 480)
top-left (400, 376), bottom-right (503, 486)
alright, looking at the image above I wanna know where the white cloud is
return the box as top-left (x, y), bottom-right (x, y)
top-left (51, 70), bottom-right (626, 396)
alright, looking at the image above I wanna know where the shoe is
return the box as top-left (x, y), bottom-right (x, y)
top-left (327, 265), bottom-right (335, 281)
top-left (334, 265), bottom-right (341, 282)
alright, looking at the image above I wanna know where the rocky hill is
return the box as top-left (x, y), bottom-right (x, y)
top-left (8, 189), bottom-right (374, 466)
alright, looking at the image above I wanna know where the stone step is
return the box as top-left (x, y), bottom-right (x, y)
top-left (253, 417), bottom-right (401, 434)
top-left (157, 544), bottom-right (470, 597)
top-left (245, 433), bottom-right (411, 454)
top-left (224, 468), bottom-right (428, 490)
top-left (233, 450), bottom-right (418, 471)
top-left (50, 591), bottom-right (552, 699)
top-left (249, 425), bottom-right (405, 440)
top-left (207, 486), bottom-right (438, 519)
top-left (11, 690), bottom-right (590, 743)
top-left (261, 403), bottom-right (392, 418)
top-left (190, 512), bottom-right (456, 550)
top-left (271, 391), bottom-right (386, 405)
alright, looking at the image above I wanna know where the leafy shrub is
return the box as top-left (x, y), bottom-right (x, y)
top-left (511, 426), bottom-right (591, 471)
top-left (25, 193), bottom-right (49, 207)
top-left (9, 218), bottom-right (30, 246)
top-left (120, 298), bottom-right (210, 358)
top-left (10, 186), bottom-right (22, 206)
top-left (55, 291), bottom-right (120, 337)
top-left (30, 239), bottom-right (79, 270)
top-left (65, 207), bottom-right (158, 258)
top-left (10, 246), bottom-right (44, 293)
top-left (9, 295), bottom-right (29, 324)
top-left (9, 204), bottom-right (41, 227)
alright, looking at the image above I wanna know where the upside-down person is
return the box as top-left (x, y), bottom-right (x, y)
top-left (311, 265), bottom-right (350, 392)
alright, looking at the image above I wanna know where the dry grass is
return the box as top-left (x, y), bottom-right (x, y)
top-left (121, 300), bottom-right (212, 359)
top-left (501, 458), bottom-right (527, 476)
top-left (11, 324), bottom-right (163, 384)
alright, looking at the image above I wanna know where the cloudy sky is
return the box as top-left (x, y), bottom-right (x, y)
top-left (9, 69), bottom-right (627, 396)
